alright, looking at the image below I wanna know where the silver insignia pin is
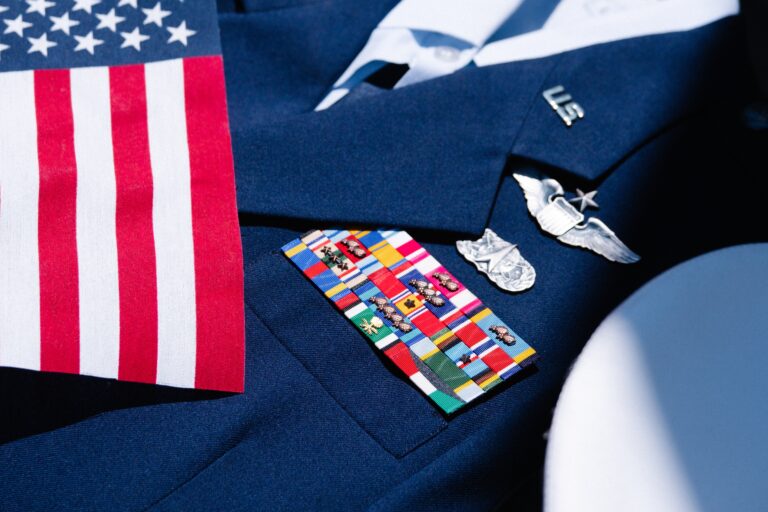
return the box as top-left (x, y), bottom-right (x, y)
top-left (456, 229), bottom-right (536, 292)
top-left (542, 85), bottom-right (584, 127)
top-left (512, 173), bottom-right (640, 264)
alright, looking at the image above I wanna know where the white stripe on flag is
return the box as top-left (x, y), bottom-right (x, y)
top-left (145, 58), bottom-right (198, 388)
top-left (71, 66), bottom-right (121, 379)
top-left (0, 70), bottom-right (42, 371)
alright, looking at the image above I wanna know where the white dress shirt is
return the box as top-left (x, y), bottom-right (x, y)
top-left (317, 0), bottom-right (739, 111)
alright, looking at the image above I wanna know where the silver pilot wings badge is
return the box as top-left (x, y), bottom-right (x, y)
top-left (513, 173), bottom-right (640, 264)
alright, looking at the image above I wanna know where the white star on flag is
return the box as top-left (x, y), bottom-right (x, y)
top-left (142, 2), bottom-right (171, 27)
top-left (73, 0), bottom-right (101, 13)
top-left (4, 15), bottom-right (33, 37)
top-left (27, 32), bottom-right (56, 56)
top-left (0, 5), bottom-right (8, 14)
top-left (26, 0), bottom-right (55, 16)
top-left (120, 27), bottom-right (149, 51)
top-left (50, 12), bottom-right (80, 35)
top-left (73, 30), bottom-right (103, 54)
top-left (118, 0), bottom-right (137, 7)
top-left (167, 21), bottom-right (195, 46)
top-left (72, 0), bottom-right (101, 14)
top-left (0, 42), bottom-right (9, 59)
top-left (96, 8), bottom-right (125, 32)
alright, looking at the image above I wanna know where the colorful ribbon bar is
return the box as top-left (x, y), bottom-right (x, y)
top-left (348, 231), bottom-right (537, 373)
top-left (326, 231), bottom-right (501, 392)
top-left (302, 230), bottom-right (487, 403)
top-left (282, 229), bottom-right (538, 414)
top-left (326, 230), bottom-right (503, 389)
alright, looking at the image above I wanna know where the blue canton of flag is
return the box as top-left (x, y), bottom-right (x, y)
top-left (0, 0), bottom-right (221, 71)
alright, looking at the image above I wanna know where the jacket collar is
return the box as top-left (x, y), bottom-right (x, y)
top-left (233, 18), bottom-right (743, 235)
top-left (511, 17), bottom-right (744, 182)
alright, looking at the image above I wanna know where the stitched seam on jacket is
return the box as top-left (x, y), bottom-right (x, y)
top-left (505, 54), bottom-right (566, 157)
top-left (482, 55), bottom-right (565, 230)
top-left (242, 281), bottom-right (447, 459)
top-left (140, 304), bottom-right (324, 510)
top-left (141, 420), bottom-right (254, 511)
top-left (143, 295), bottom-right (446, 511)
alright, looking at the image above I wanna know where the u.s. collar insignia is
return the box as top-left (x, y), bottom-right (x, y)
top-left (513, 173), bottom-right (640, 264)
top-left (542, 85), bottom-right (584, 127)
top-left (456, 229), bottom-right (536, 293)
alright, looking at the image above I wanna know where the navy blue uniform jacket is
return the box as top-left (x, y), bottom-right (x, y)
top-left (1, 1), bottom-right (766, 510)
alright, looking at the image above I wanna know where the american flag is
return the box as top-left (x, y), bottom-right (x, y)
top-left (0, 0), bottom-right (244, 392)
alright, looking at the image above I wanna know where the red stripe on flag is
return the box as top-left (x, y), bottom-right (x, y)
top-left (184, 56), bottom-right (244, 393)
top-left (110, 64), bottom-right (159, 384)
top-left (35, 69), bottom-right (80, 374)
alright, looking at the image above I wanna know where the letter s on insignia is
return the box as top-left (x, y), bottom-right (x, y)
top-left (542, 85), bottom-right (584, 127)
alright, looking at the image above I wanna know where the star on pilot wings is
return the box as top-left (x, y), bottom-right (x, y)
top-left (513, 173), bottom-right (640, 264)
